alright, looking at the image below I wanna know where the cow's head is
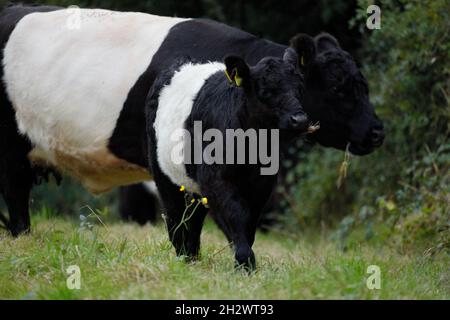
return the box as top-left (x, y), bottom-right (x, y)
top-left (224, 47), bottom-right (309, 134)
top-left (292, 33), bottom-right (384, 155)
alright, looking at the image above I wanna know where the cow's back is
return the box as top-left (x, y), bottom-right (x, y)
top-left (1, 6), bottom-right (187, 193)
top-left (3, 8), bottom-right (186, 153)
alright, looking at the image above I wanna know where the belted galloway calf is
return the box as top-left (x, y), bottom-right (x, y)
top-left (145, 50), bottom-right (309, 269)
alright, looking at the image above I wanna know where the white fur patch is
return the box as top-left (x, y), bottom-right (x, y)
top-left (3, 8), bottom-right (188, 193)
top-left (154, 62), bottom-right (225, 193)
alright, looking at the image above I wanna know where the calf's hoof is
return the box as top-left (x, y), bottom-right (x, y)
top-left (9, 223), bottom-right (31, 238)
top-left (235, 247), bottom-right (256, 272)
top-left (175, 246), bottom-right (201, 263)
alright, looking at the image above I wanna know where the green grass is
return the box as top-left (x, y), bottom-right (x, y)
top-left (0, 213), bottom-right (448, 300)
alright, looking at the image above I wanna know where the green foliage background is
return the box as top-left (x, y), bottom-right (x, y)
top-left (1, 0), bottom-right (448, 252)
top-left (285, 0), bottom-right (449, 253)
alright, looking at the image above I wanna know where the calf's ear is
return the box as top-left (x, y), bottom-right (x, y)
top-left (224, 56), bottom-right (250, 87)
top-left (289, 33), bottom-right (316, 71)
top-left (315, 32), bottom-right (340, 52)
top-left (283, 47), bottom-right (299, 67)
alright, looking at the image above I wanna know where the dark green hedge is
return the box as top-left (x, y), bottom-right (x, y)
top-left (285, 0), bottom-right (449, 252)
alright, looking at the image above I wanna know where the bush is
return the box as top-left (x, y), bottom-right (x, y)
top-left (283, 0), bottom-right (449, 252)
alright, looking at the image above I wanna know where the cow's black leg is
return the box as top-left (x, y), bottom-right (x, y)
top-left (119, 184), bottom-right (159, 225)
top-left (0, 158), bottom-right (33, 237)
top-left (0, 98), bottom-right (34, 236)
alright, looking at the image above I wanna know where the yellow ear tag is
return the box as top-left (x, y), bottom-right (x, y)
top-left (301, 55), bottom-right (305, 66)
top-left (225, 69), bottom-right (233, 84)
top-left (225, 68), bottom-right (243, 86)
top-left (234, 69), bottom-right (243, 87)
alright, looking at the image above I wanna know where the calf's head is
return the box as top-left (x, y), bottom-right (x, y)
top-left (292, 33), bottom-right (385, 155)
top-left (224, 47), bottom-right (309, 133)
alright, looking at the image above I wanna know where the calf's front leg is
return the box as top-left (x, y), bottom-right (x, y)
top-left (204, 184), bottom-right (257, 271)
top-left (0, 155), bottom-right (33, 237)
top-left (153, 172), bottom-right (208, 260)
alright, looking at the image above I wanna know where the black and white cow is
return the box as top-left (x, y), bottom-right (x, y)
top-left (0, 5), bottom-right (384, 251)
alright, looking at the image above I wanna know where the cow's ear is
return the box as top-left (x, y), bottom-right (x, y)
top-left (224, 56), bottom-right (250, 87)
top-left (315, 32), bottom-right (340, 52)
top-left (289, 33), bottom-right (316, 71)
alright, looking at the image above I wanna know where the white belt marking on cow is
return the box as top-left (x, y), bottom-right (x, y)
top-left (154, 62), bottom-right (225, 194)
top-left (3, 8), bottom-right (188, 193)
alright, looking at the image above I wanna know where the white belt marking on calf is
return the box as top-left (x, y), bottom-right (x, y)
top-left (3, 9), bottom-right (188, 193)
top-left (154, 62), bottom-right (225, 194)
top-left (143, 181), bottom-right (160, 196)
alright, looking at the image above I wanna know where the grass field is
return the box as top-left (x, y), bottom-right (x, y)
top-left (0, 212), bottom-right (448, 300)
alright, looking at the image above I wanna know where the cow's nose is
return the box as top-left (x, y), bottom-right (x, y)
top-left (371, 128), bottom-right (385, 147)
top-left (290, 113), bottom-right (309, 130)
